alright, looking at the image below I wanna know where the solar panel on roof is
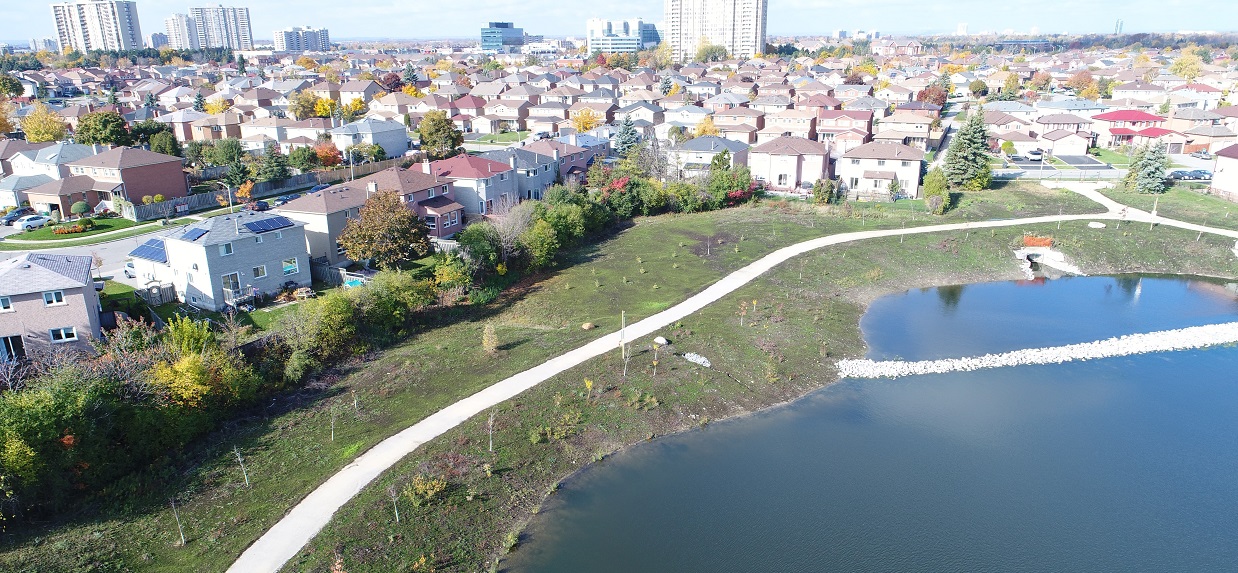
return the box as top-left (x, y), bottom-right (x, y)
top-left (243, 216), bottom-right (294, 234)
top-left (128, 238), bottom-right (167, 264)
top-left (182, 228), bottom-right (208, 241)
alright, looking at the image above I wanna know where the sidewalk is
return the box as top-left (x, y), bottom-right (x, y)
top-left (1, 220), bottom-right (166, 245)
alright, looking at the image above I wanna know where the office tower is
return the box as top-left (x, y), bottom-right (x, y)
top-left (164, 14), bottom-right (200, 50)
top-left (51, 0), bottom-right (143, 52)
top-left (274, 27), bottom-right (331, 52)
top-left (664, 0), bottom-right (766, 62)
top-left (585, 18), bottom-right (661, 54)
top-left (957, 23), bottom-right (968, 36)
top-left (189, 5), bottom-right (253, 50)
top-left (481, 22), bottom-right (524, 54)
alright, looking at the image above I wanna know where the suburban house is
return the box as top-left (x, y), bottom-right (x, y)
top-left (479, 148), bottom-right (559, 201)
top-left (1091, 109), bottom-right (1171, 149)
top-left (714, 107), bottom-right (765, 144)
top-left (818, 110), bottom-right (874, 157)
top-left (838, 142), bottom-right (925, 200)
top-left (760, 109), bottom-right (817, 143)
top-left (128, 211), bottom-right (311, 312)
top-left (668, 136), bottom-right (750, 179)
top-left (0, 253), bottom-right (102, 357)
top-left (64, 147), bottom-right (190, 210)
top-left (0, 142), bottom-right (98, 208)
top-left (875, 111), bottom-right (933, 150)
top-left (0, 140), bottom-right (54, 177)
top-left (524, 139), bottom-right (592, 184)
top-left (748, 136), bottom-right (831, 192)
top-left (189, 112), bottom-right (244, 141)
top-left (339, 80), bottom-right (383, 104)
top-left (423, 155), bottom-right (517, 215)
top-left (1211, 144), bottom-right (1238, 198)
top-left (329, 118), bottom-right (410, 158)
top-left (276, 167), bottom-right (465, 266)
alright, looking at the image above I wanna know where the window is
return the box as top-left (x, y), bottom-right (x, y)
top-left (902, 161), bottom-right (910, 167)
top-left (441, 185), bottom-right (449, 194)
top-left (451, 211), bottom-right (459, 226)
top-left (186, 273), bottom-right (194, 284)
top-left (777, 174), bottom-right (788, 186)
top-left (274, 231), bottom-right (282, 240)
top-left (252, 265), bottom-right (267, 279)
top-left (282, 257), bottom-right (300, 276)
top-left (486, 199), bottom-right (494, 213)
top-left (255, 235), bottom-right (263, 244)
top-left (43, 291), bottom-right (65, 306)
top-left (0, 297), bottom-right (11, 312)
top-left (500, 172), bottom-right (508, 181)
top-left (49, 327), bottom-right (77, 343)
top-left (221, 272), bottom-right (240, 294)
top-left (877, 160), bottom-right (886, 166)
top-left (849, 177), bottom-right (859, 188)
top-left (426, 216), bottom-right (437, 229)
top-left (850, 159), bottom-right (860, 165)
top-left (219, 242), bottom-right (233, 256)
top-left (479, 201), bottom-right (486, 214)
top-left (427, 186), bottom-right (436, 198)
top-left (1, 335), bottom-right (24, 361)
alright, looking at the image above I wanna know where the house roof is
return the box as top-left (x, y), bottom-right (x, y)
top-left (429, 154), bottom-right (512, 180)
top-left (1217, 144), bottom-right (1238, 160)
top-left (68, 147), bottom-right (181, 169)
top-left (23, 174), bottom-right (118, 197)
top-left (167, 210), bottom-right (305, 247)
top-left (523, 139), bottom-right (587, 158)
top-left (842, 141), bottom-right (925, 161)
top-left (863, 170), bottom-right (897, 180)
top-left (480, 147), bottom-right (555, 170)
top-left (0, 253), bottom-right (94, 296)
top-left (750, 136), bottom-right (828, 156)
top-left (1040, 129), bottom-right (1088, 141)
top-left (19, 143), bottom-right (98, 166)
top-left (673, 135), bottom-right (749, 153)
top-left (279, 167), bottom-right (445, 215)
top-left (1036, 113), bottom-right (1091, 125)
top-left (1093, 110), bottom-right (1166, 122)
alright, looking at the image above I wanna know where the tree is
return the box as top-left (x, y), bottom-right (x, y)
top-left (1079, 82), bottom-right (1101, 101)
top-left (346, 142), bottom-right (386, 163)
top-left (70, 200), bottom-right (91, 219)
top-left (695, 43), bottom-right (728, 63)
top-left (571, 108), bottom-right (602, 134)
top-left (812, 178), bottom-right (835, 204)
top-left (943, 104), bottom-right (991, 191)
top-left (208, 138), bottom-right (245, 165)
top-left (659, 76), bottom-right (672, 95)
top-left (614, 114), bottom-right (639, 157)
top-left (694, 115), bottom-right (720, 137)
top-left (341, 98), bottom-right (368, 123)
top-left (917, 85), bottom-right (948, 106)
top-left (130, 119), bottom-right (171, 146)
top-left (887, 178), bottom-right (902, 200)
top-left (185, 140), bottom-right (209, 166)
top-left (20, 102), bottom-right (67, 143)
top-left (379, 72), bottom-right (404, 93)
top-left (143, 92), bottom-right (157, 109)
top-left (236, 54), bottom-right (247, 74)
top-left (416, 109), bottom-right (463, 161)
top-left (1123, 144), bottom-right (1148, 189)
top-left (337, 190), bottom-right (431, 269)
top-left (288, 90), bottom-right (320, 120)
top-left (315, 141), bottom-right (343, 167)
top-left (0, 74), bottom-right (21, 99)
top-left (968, 79), bottom-right (988, 97)
top-left (149, 131), bottom-right (182, 157)
top-left (1066, 70), bottom-right (1094, 91)
top-left (1133, 143), bottom-right (1169, 194)
top-left (1170, 52), bottom-right (1203, 82)
top-left (223, 160), bottom-right (251, 190)
top-left (257, 142), bottom-right (291, 184)
top-left (204, 97), bottom-right (231, 115)
top-left (75, 111), bottom-right (133, 146)
top-left (1029, 71), bottom-right (1053, 91)
top-left (193, 92), bottom-right (206, 112)
top-left (289, 146), bottom-right (319, 172)
top-left (922, 167), bottom-right (950, 214)
top-left (295, 56), bottom-right (318, 69)
top-left (520, 218), bottom-right (559, 270)
top-left (0, 96), bottom-right (14, 134)
top-left (402, 63), bottom-right (419, 85)
top-left (1002, 73), bottom-right (1021, 94)
top-left (710, 149), bottom-right (732, 171)
top-left (1001, 140), bottom-right (1016, 155)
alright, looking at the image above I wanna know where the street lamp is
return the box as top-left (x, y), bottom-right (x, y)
top-left (210, 180), bottom-right (240, 233)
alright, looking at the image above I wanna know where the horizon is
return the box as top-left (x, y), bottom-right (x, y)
top-left (3, 0), bottom-right (1236, 47)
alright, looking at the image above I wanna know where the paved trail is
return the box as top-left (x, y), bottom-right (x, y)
top-left (228, 191), bottom-right (1238, 573)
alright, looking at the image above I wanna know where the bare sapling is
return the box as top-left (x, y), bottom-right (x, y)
top-left (488, 411), bottom-right (496, 453)
top-left (387, 484), bottom-right (401, 523)
top-left (170, 497), bottom-right (186, 546)
top-left (233, 445), bottom-right (250, 488)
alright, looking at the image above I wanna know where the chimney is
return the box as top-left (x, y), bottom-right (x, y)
top-left (421, 158), bottom-right (431, 174)
top-left (571, 132), bottom-right (578, 146)
top-left (553, 148), bottom-right (560, 161)
top-left (367, 181), bottom-right (378, 197)
top-left (508, 153), bottom-right (517, 169)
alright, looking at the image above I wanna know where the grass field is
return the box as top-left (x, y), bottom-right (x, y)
top-left (1098, 185), bottom-right (1238, 232)
top-left (0, 183), bottom-right (1122, 573)
top-left (476, 131), bottom-right (530, 144)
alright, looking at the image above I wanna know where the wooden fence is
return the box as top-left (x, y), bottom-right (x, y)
top-left (134, 283), bottom-right (177, 306)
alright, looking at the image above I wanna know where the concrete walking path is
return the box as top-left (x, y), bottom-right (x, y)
top-left (227, 193), bottom-right (1238, 573)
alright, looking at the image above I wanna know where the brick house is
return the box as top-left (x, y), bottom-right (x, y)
top-left (0, 253), bottom-right (102, 357)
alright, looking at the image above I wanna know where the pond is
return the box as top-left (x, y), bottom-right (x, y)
top-left (506, 276), bottom-right (1238, 572)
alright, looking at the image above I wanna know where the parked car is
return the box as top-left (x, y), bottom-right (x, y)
top-left (309, 184), bottom-right (331, 193)
top-left (1189, 169), bottom-right (1212, 180)
top-left (1027, 150), bottom-right (1043, 161)
top-left (244, 200), bottom-right (270, 211)
top-left (535, 131), bottom-right (551, 139)
top-left (1168, 170), bottom-right (1190, 180)
top-left (16, 215), bottom-right (51, 230)
top-left (1, 207), bottom-right (35, 226)
top-left (123, 262), bottom-right (136, 279)
top-left (1008, 154), bottom-right (1026, 162)
top-left (273, 193), bottom-right (301, 206)
top-left (1190, 150), bottom-right (1213, 160)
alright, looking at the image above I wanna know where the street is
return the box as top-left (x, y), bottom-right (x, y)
top-left (0, 223), bottom-right (183, 287)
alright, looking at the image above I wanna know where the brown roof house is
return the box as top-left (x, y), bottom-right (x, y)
top-left (0, 253), bottom-right (102, 357)
top-left (64, 147), bottom-right (189, 215)
top-left (837, 142), bottom-right (925, 201)
top-left (275, 167), bottom-right (465, 266)
top-left (749, 136), bottom-right (831, 193)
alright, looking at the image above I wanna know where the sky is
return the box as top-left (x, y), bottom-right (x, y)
top-left (2, 0), bottom-right (1234, 45)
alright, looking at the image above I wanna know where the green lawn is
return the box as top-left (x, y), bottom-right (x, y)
top-left (151, 291), bottom-right (324, 338)
top-left (13, 217), bottom-right (140, 241)
top-left (1091, 148), bottom-right (1132, 166)
top-left (0, 220), bottom-right (188, 251)
top-left (1098, 185), bottom-right (1238, 232)
top-left (477, 131), bottom-right (530, 144)
top-left (0, 184), bottom-right (1116, 573)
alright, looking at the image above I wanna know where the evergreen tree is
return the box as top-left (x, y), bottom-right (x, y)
top-left (193, 92), bottom-right (206, 112)
top-left (257, 142), bottom-right (291, 184)
top-left (402, 63), bottom-right (419, 85)
top-left (614, 114), bottom-right (639, 157)
top-left (223, 160), bottom-right (251, 190)
top-left (1123, 144), bottom-right (1148, 189)
top-left (237, 54), bottom-right (247, 74)
top-left (143, 92), bottom-right (156, 109)
top-left (942, 104), bottom-right (991, 190)
top-left (107, 88), bottom-right (118, 106)
top-left (1134, 143), bottom-right (1169, 194)
top-left (659, 76), bottom-right (672, 95)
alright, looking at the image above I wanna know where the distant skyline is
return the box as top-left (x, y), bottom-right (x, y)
top-left (3, 0), bottom-right (1235, 45)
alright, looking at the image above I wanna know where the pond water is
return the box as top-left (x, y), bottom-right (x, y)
top-left (506, 276), bottom-right (1238, 573)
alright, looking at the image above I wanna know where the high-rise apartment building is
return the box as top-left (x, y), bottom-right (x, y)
top-left (51, 0), bottom-right (143, 52)
top-left (189, 5), bottom-right (253, 51)
top-left (585, 18), bottom-right (661, 54)
top-left (147, 32), bottom-right (168, 49)
top-left (274, 27), bottom-right (331, 52)
top-left (664, 0), bottom-right (766, 62)
top-left (29, 38), bottom-right (59, 52)
top-left (164, 14), bottom-right (200, 50)
top-left (481, 22), bottom-right (524, 54)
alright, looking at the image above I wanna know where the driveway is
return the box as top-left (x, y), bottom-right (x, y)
top-left (1008, 159), bottom-right (1057, 172)
top-left (1171, 153), bottom-right (1217, 172)
top-left (1056, 155), bottom-right (1113, 170)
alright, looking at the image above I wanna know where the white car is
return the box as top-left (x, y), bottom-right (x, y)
top-left (1027, 150), bottom-right (1043, 161)
top-left (16, 215), bottom-right (51, 230)
top-left (123, 262), bottom-right (137, 279)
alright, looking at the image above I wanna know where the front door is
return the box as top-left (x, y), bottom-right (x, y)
top-left (221, 272), bottom-right (240, 303)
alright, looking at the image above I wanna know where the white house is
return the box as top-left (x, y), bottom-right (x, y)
top-left (838, 142), bottom-right (925, 200)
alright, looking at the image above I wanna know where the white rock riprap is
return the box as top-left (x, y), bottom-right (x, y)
top-left (838, 322), bottom-right (1238, 379)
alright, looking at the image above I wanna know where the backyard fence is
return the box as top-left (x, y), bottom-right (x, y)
top-left (310, 261), bottom-right (347, 286)
top-left (134, 283), bottom-right (177, 307)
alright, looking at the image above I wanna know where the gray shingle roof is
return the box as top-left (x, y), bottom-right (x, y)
top-left (169, 210), bottom-right (305, 247)
top-left (0, 253), bottom-right (93, 296)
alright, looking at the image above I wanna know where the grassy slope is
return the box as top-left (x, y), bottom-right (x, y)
top-left (1099, 185), bottom-right (1238, 232)
top-left (0, 184), bottom-right (1107, 572)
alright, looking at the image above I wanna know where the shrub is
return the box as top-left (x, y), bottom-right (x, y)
top-left (403, 474), bottom-right (448, 507)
